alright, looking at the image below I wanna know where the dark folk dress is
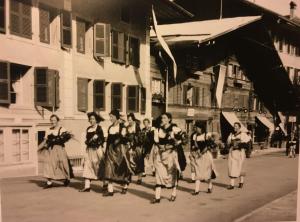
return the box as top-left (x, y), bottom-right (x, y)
top-left (104, 123), bottom-right (132, 185)
top-left (82, 125), bottom-right (105, 180)
top-left (126, 123), bottom-right (145, 175)
top-left (43, 127), bottom-right (73, 180)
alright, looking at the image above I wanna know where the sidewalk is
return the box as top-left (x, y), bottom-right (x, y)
top-left (234, 190), bottom-right (298, 222)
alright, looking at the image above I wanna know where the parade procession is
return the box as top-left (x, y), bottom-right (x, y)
top-left (0, 0), bottom-right (299, 221)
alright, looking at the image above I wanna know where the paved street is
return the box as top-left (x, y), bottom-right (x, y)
top-left (1, 150), bottom-right (298, 222)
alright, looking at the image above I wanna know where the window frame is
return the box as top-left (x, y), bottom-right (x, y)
top-left (39, 6), bottom-right (50, 44)
top-left (93, 79), bottom-right (106, 111)
top-left (0, 61), bottom-right (11, 104)
top-left (77, 77), bottom-right (89, 112)
top-left (127, 85), bottom-right (139, 113)
top-left (0, 0), bottom-right (5, 33)
top-left (111, 82), bottom-right (123, 111)
top-left (140, 87), bottom-right (146, 114)
top-left (60, 10), bottom-right (72, 48)
top-left (94, 23), bottom-right (110, 58)
top-left (129, 36), bottom-right (140, 67)
top-left (76, 18), bottom-right (86, 54)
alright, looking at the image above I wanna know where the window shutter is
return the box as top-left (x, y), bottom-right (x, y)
top-left (0, 61), bottom-right (10, 104)
top-left (55, 71), bottom-right (60, 108)
top-left (140, 87), bottom-right (146, 114)
top-left (182, 85), bottom-right (188, 105)
top-left (111, 30), bottom-right (118, 62)
top-left (0, 0), bottom-right (5, 33)
top-left (93, 80), bottom-right (105, 111)
top-left (193, 87), bottom-right (200, 106)
top-left (76, 19), bottom-right (85, 53)
top-left (34, 67), bottom-right (48, 106)
top-left (77, 78), bottom-right (88, 112)
top-left (129, 37), bottom-right (140, 67)
top-left (47, 70), bottom-right (56, 107)
top-left (127, 85), bottom-right (139, 112)
top-left (10, 0), bottom-right (32, 38)
top-left (111, 83), bottom-right (122, 111)
top-left (61, 10), bottom-right (72, 48)
top-left (39, 7), bottom-right (50, 43)
top-left (125, 34), bottom-right (129, 65)
top-left (94, 23), bottom-right (110, 58)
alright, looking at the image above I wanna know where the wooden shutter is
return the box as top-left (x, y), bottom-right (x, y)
top-left (111, 83), bottom-right (122, 111)
top-left (193, 87), bottom-right (200, 106)
top-left (125, 34), bottom-right (129, 65)
top-left (34, 67), bottom-right (48, 106)
top-left (140, 87), bottom-right (146, 114)
top-left (94, 23), bottom-right (110, 58)
top-left (129, 37), bottom-right (140, 67)
top-left (39, 7), bottom-right (50, 43)
top-left (76, 19), bottom-right (85, 53)
top-left (112, 30), bottom-right (125, 63)
top-left (77, 78), bottom-right (88, 112)
top-left (127, 85), bottom-right (139, 112)
top-left (0, 0), bottom-right (5, 33)
top-left (10, 0), bottom-right (32, 39)
top-left (61, 10), bottom-right (72, 48)
top-left (54, 71), bottom-right (60, 108)
top-left (47, 69), bottom-right (56, 107)
top-left (0, 61), bottom-right (10, 104)
top-left (93, 80), bottom-right (105, 111)
top-left (182, 85), bottom-right (188, 105)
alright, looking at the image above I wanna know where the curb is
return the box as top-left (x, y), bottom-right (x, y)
top-left (234, 190), bottom-right (297, 222)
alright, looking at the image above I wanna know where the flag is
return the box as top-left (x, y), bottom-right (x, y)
top-left (215, 65), bottom-right (226, 108)
top-left (152, 6), bottom-right (177, 81)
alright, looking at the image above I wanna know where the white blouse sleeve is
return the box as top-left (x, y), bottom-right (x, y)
top-left (241, 133), bottom-right (251, 143)
top-left (154, 128), bottom-right (159, 143)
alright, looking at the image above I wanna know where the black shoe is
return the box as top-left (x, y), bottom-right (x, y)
top-left (208, 188), bottom-right (213, 193)
top-left (192, 191), bottom-right (199, 196)
top-left (227, 185), bottom-right (234, 190)
top-left (152, 172), bottom-right (156, 177)
top-left (169, 195), bottom-right (176, 202)
top-left (238, 183), bottom-right (244, 188)
top-left (43, 183), bottom-right (53, 189)
top-left (151, 198), bottom-right (160, 204)
top-left (64, 179), bottom-right (70, 187)
top-left (137, 180), bottom-right (142, 185)
top-left (121, 188), bottom-right (128, 194)
top-left (79, 188), bottom-right (91, 192)
top-left (142, 173), bottom-right (146, 177)
top-left (102, 192), bottom-right (114, 197)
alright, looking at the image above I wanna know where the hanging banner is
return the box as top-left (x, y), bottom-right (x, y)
top-left (215, 65), bottom-right (227, 108)
top-left (152, 6), bottom-right (177, 81)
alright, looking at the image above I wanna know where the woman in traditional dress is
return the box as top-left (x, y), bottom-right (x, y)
top-left (38, 114), bottom-right (73, 189)
top-left (79, 112), bottom-right (105, 192)
top-left (227, 122), bottom-right (250, 189)
top-left (103, 110), bottom-right (132, 196)
top-left (141, 118), bottom-right (155, 176)
top-left (125, 113), bottom-right (145, 184)
top-left (151, 112), bottom-right (184, 204)
top-left (189, 121), bottom-right (217, 195)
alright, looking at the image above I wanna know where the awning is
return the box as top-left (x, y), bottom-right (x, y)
top-left (150, 16), bottom-right (261, 47)
top-left (256, 116), bottom-right (275, 132)
top-left (222, 112), bottom-right (248, 132)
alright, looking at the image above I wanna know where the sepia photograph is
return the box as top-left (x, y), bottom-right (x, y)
top-left (0, 0), bottom-right (299, 221)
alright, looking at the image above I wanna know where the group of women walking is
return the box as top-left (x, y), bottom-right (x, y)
top-left (38, 110), bottom-right (250, 204)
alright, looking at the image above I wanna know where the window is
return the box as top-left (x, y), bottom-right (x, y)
top-left (11, 129), bottom-right (29, 162)
top-left (0, 61), bottom-right (10, 104)
top-left (279, 37), bottom-right (283, 52)
top-left (93, 80), bottom-right (105, 111)
top-left (227, 64), bottom-right (233, 78)
top-left (34, 68), bottom-right (59, 107)
top-left (94, 23), bottom-right (110, 58)
top-left (10, 0), bottom-right (32, 39)
top-left (77, 78), bottom-right (88, 112)
top-left (151, 79), bottom-right (164, 95)
top-left (183, 85), bottom-right (193, 106)
top-left (61, 10), bottom-right (72, 48)
top-left (39, 7), bottom-right (50, 43)
top-left (111, 83), bottom-right (123, 111)
top-left (111, 30), bottom-right (126, 63)
top-left (0, 129), bottom-right (4, 163)
top-left (76, 19), bottom-right (86, 53)
top-left (140, 87), bottom-right (146, 114)
top-left (129, 37), bottom-right (140, 67)
top-left (193, 87), bottom-right (200, 106)
top-left (121, 1), bottom-right (130, 23)
top-left (127, 85), bottom-right (139, 112)
top-left (0, 0), bottom-right (5, 33)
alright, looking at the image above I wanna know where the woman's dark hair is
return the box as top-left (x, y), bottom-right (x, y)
top-left (234, 122), bottom-right (241, 128)
top-left (161, 112), bottom-right (172, 123)
top-left (127, 113), bottom-right (140, 125)
top-left (87, 112), bottom-right (104, 123)
top-left (143, 118), bottom-right (150, 124)
top-left (50, 114), bottom-right (60, 121)
top-left (109, 109), bottom-right (120, 119)
top-left (194, 120), bottom-right (206, 133)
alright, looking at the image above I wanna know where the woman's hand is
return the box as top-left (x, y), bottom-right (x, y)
top-left (92, 134), bottom-right (98, 140)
